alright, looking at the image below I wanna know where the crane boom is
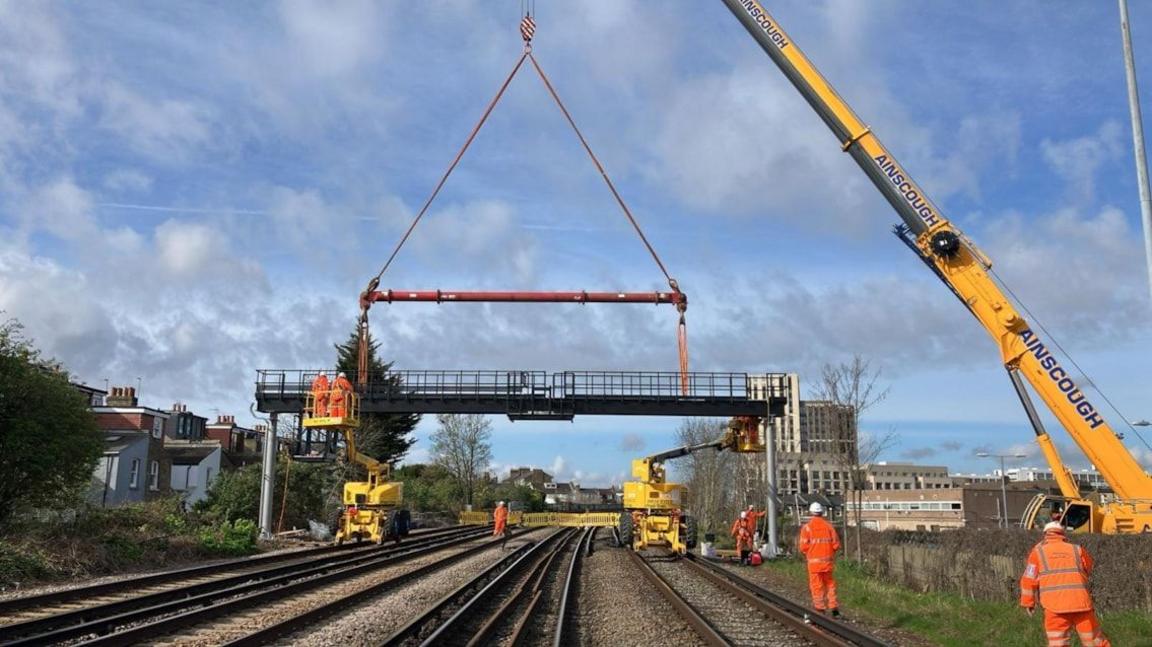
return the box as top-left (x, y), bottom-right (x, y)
top-left (721, 0), bottom-right (1152, 501)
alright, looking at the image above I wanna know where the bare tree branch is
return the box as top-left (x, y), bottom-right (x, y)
top-left (813, 354), bottom-right (892, 562)
top-left (430, 414), bottom-right (493, 507)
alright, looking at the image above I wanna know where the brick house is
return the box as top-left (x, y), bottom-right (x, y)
top-left (88, 386), bottom-right (172, 504)
top-left (205, 415), bottom-right (264, 469)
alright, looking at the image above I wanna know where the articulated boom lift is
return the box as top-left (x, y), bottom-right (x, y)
top-left (622, 416), bottom-right (764, 554)
top-left (721, 0), bottom-right (1152, 532)
top-left (303, 389), bottom-right (405, 544)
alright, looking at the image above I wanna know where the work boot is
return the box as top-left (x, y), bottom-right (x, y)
top-left (830, 608), bottom-right (841, 618)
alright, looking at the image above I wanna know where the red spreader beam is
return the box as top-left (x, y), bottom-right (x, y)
top-left (363, 290), bottom-right (686, 307)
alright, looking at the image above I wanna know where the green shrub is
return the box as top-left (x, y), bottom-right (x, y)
top-left (197, 519), bottom-right (258, 556)
top-left (0, 542), bottom-right (60, 589)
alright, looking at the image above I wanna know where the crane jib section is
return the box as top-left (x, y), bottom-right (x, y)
top-left (1019, 329), bottom-right (1104, 429)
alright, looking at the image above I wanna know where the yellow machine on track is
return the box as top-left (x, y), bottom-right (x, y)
top-left (304, 386), bottom-right (406, 544)
top-left (621, 416), bottom-right (764, 554)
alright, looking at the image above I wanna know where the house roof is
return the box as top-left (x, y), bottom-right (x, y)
top-left (101, 433), bottom-right (147, 454)
top-left (165, 444), bottom-right (219, 465)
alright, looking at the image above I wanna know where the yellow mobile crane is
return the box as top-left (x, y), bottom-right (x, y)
top-left (622, 416), bottom-right (764, 554)
top-left (304, 386), bottom-right (406, 544)
top-left (720, 1), bottom-right (1152, 533)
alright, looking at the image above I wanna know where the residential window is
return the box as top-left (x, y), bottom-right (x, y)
top-left (149, 461), bottom-right (160, 490)
top-left (205, 467), bottom-right (214, 486)
top-left (129, 459), bottom-right (141, 489)
top-left (186, 466), bottom-right (198, 489)
top-left (152, 418), bottom-right (163, 439)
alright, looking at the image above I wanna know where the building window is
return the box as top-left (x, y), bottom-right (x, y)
top-left (129, 459), bottom-right (141, 489)
top-left (205, 467), bottom-right (214, 486)
top-left (186, 466), bottom-right (198, 489)
top-left (149, 461), bottom-right (160, 490)
top-left (152, 418), bottom-right (163, 439)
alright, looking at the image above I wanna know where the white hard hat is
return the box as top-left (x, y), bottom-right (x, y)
top-left (740, 511), bottom-right (747, 519)
top-left (338, 371), bottom-right (346, 378)
top-left (809, 502), bottom-right (825, 515)
top-left (747, 504), bottom-right (755, 510)
top-left (1043, 521), bottom-right (1065, 534)
top-left (498, 500), bottom-right (505, 506)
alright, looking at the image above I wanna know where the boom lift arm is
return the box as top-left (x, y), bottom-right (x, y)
top-left (720, 2), bottom-right (1152, 517)
top-left (622, 417), bottom-right (764, 554)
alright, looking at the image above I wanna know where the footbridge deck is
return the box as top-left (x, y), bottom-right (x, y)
top-left (255, 370), bottom-right (789, 420)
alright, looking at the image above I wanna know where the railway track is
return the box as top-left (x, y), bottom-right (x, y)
top-left (382, 525), bottom-right (594, 647)
top-left (629, 550), bottom-right (890, 647)
top-left (0, 525), bottom-right (494, 646)
top-left (0, 525), bottom-right (462, 627)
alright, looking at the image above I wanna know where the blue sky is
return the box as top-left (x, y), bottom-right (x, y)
top-left (2, 2), bottom-right (1151, 487)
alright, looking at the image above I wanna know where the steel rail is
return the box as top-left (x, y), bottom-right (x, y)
top-left (0, 525), bottom-right (464, 618)
top-left (380, 529), bottom-right (563, 646)
top-left (3, 527), bottom-right (491, 646)
top-left (470, 527), bottom-right (586, 647)
top-left (220, 528), bottom-right (531, 647)
top-left (412, 529), bottom-right (575, 647)
top-left (625, 551), bottom-right (728, 647)
top-left (686, 555), bottom-right (890, 647)
top-left (550, 526), bottom-right (595, 647)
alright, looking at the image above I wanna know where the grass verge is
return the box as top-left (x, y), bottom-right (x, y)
top-left (764, 559), bottom-right (1152, 647)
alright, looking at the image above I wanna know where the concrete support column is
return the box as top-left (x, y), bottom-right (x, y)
top-left (259, 412), bottom-right (278, 539)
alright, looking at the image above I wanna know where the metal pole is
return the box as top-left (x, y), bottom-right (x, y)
top-left (1120, 0), bottom-right (1152, 302)
top-left (765, 417), bottom-right (779, 557)
top-left (999, 456), bottom-right (1009, 529)
top-left (259, 412), bottom-right (278, 539)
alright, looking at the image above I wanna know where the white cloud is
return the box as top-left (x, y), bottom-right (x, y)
top-left (20, 177), bottom-right (97, 241)
top-left (98, 83), bottom-right (217, 161)
top-left (278, 0), bottom-right (383, 78)
top-left (154, 219), bottom-right (261, 281)
top-left (983, 205), bottom-right (1148, 345)
top-left (102, 169), bottom-right (153, 193)
top-left (413, 200), bottom-right (538, 283)
top-left (550, 455), bottom-right (567, 478)
top-left (1040, 121), bottom-right (1123, 202)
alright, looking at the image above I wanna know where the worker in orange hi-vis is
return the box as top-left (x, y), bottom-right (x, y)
top-left (309, 372), bottom-right (330, 418)
top-left (799, 502), bottom-right (841, 617)
top-left (1021, 522), bottom-right (1111, 647)
top-left (744, 504), bottom-right (766, 539)
top-left (329, 371), bottom-right (354, 418)
top-left (731, 511), bottom-right (753, 563)
top-left (493, 501), bottom-right (509, 546)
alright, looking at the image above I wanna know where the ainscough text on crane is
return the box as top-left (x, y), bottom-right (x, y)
top-left (872, 155), bottom-right (942, 228)
top-left (1020, 329), bottom-right (1105, 429)
top-left (739, 1), bottom-right (790, 49)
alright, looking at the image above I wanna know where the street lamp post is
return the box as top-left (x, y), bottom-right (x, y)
top-left (977, 452), bottom-right (1028, 528)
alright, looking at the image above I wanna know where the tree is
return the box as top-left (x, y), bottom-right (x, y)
top-left (0, 316), bottom-right (103, 523)
top-left (674, 418), bottom-right (736, 537)
top-left (333, 326), bottom-right (419, 463)
top-left (430, 414), bottom-right (493, 506)
top-left (811, 354), bottom-right (896, 562)
top-left (196, 458), bottom-right (336, 530)
top-left (395, 463), bottom-right (462, 512)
